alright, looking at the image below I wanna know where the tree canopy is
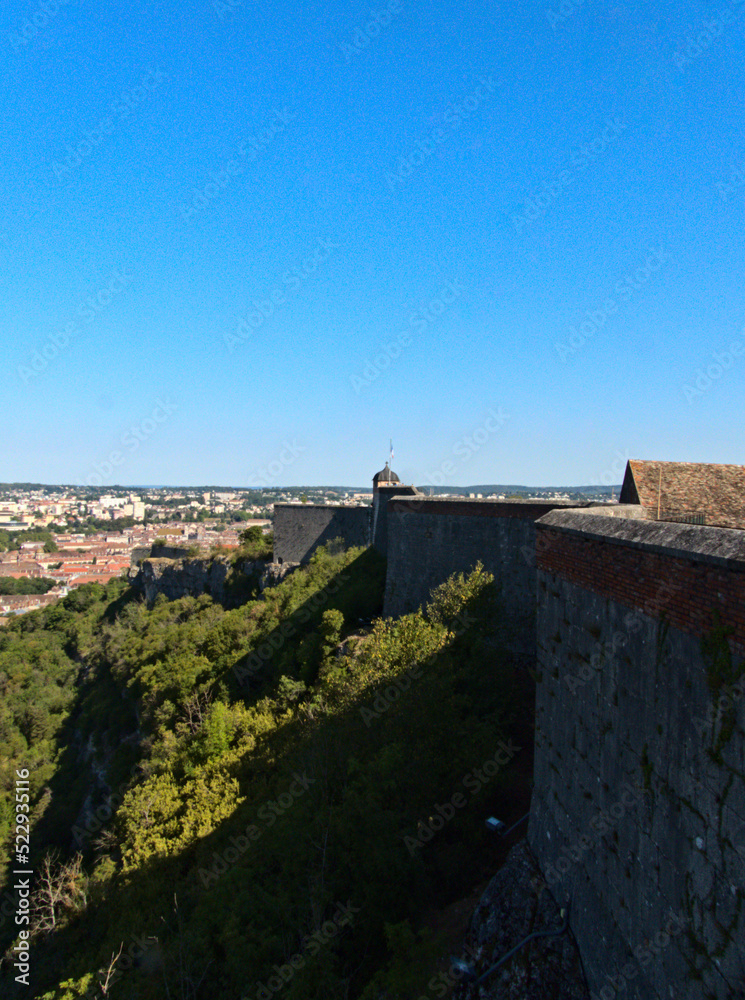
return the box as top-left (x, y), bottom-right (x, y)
top-left (0, 546), bottom-right (533, 1000)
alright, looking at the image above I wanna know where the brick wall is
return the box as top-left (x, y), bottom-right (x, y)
top-left (536, 512), bottom-right (745, 653)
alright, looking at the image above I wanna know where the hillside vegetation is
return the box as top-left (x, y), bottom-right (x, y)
top-left (0, 545), bottom-right (534, 999)
top-left (0, 578), bottom-right (58, 596)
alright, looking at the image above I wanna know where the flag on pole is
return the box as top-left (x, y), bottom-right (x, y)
top-left (390, 439), bottom-right (394, 465)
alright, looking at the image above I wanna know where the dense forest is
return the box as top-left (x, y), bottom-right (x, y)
top-left (0, 543), bottom-right (534, 999)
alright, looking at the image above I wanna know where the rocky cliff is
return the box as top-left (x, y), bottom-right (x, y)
top-left (129, 556), bottom-right (298, 606)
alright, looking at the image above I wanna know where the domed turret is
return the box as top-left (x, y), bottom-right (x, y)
top-left (370, 460), bottom-right (420, 553)
top-left (373, 463), bottom-right (400, 485)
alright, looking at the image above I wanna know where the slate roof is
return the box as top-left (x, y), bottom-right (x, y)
top-left (373, 463), bottom-right (400, 484)
top-left (619, 460), bottom-right (745, 529)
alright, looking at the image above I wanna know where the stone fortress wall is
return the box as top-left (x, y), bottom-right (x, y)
top-left (382, 497), bottom-right (585, 657)
top-left (529, 509), bottom-right (745, 1000)
top-left (272, 484), bottom-right (745, 999)
top-left (271, 504), bottom-right (370, 564)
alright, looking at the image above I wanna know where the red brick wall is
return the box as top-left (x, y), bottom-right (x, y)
top-left (536, 526), bottom-right (745, 652)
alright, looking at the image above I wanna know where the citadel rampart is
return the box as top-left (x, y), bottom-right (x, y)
top-left (152, 472), bottom-right (745, 997)
top-left (272, 504), bottom-right (370, 563)
top-left (383, 497), bottom-right (589, 655)
top-left (272, 481), bottom-right (420, 564)
top-left (530, 510), bottom-right (745, 1000)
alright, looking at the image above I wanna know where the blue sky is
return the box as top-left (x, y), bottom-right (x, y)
top-left (3, 0), bottom-right (744, 487)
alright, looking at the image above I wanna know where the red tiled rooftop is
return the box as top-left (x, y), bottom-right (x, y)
top-left (619, 460), bottom-right (745, 529)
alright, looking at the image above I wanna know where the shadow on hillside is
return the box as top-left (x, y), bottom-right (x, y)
top-left (228, 546), bottom-right (386, 694)
top-left (3, 551), bottom-right (536, 1000)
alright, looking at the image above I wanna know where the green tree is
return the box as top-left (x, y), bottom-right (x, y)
top-left (0, 577), bottom-right (57, 595)
top-left (202, 701), bottom-right (232, 760)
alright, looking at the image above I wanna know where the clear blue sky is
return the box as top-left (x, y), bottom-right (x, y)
top-left (3, 0), bottom-right (744, 487)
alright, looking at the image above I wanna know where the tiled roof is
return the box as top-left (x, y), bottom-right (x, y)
top-left (619, 460), bottom-right (745, 529)
top-left (373, 463), bottom-right (400, 484)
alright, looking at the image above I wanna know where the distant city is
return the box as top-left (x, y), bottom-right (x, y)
top-left (0, 481), bottom-right (619, 619)
top-left (0, 480), bottom-right (620, 513)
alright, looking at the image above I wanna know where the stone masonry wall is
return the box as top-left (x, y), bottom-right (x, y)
top-left (383, 499), bottom-right (585, 655)
top-left (273, 504), bottom-right (370, 564)
top-left (371, 484), bottom-right (420, 553)
top-left (530, 511), bottom-right (745, 1000)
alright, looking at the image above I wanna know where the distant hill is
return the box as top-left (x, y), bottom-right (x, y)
top-left (0, 482), bottom-right (620, 495)
top-left (0, 483), bottom-right (72, 492)
top-left (413, 484), bottom-right (620, 496)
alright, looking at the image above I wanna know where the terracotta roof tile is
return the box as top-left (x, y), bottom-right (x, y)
top-left (619, 460), bottom-right (745, 529)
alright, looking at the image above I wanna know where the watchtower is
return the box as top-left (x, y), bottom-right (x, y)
top-left (371, 463), bottom-right (420, 553)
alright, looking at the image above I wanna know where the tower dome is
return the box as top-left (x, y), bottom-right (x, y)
top-left (373, 463), bottom-right (400, 485)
